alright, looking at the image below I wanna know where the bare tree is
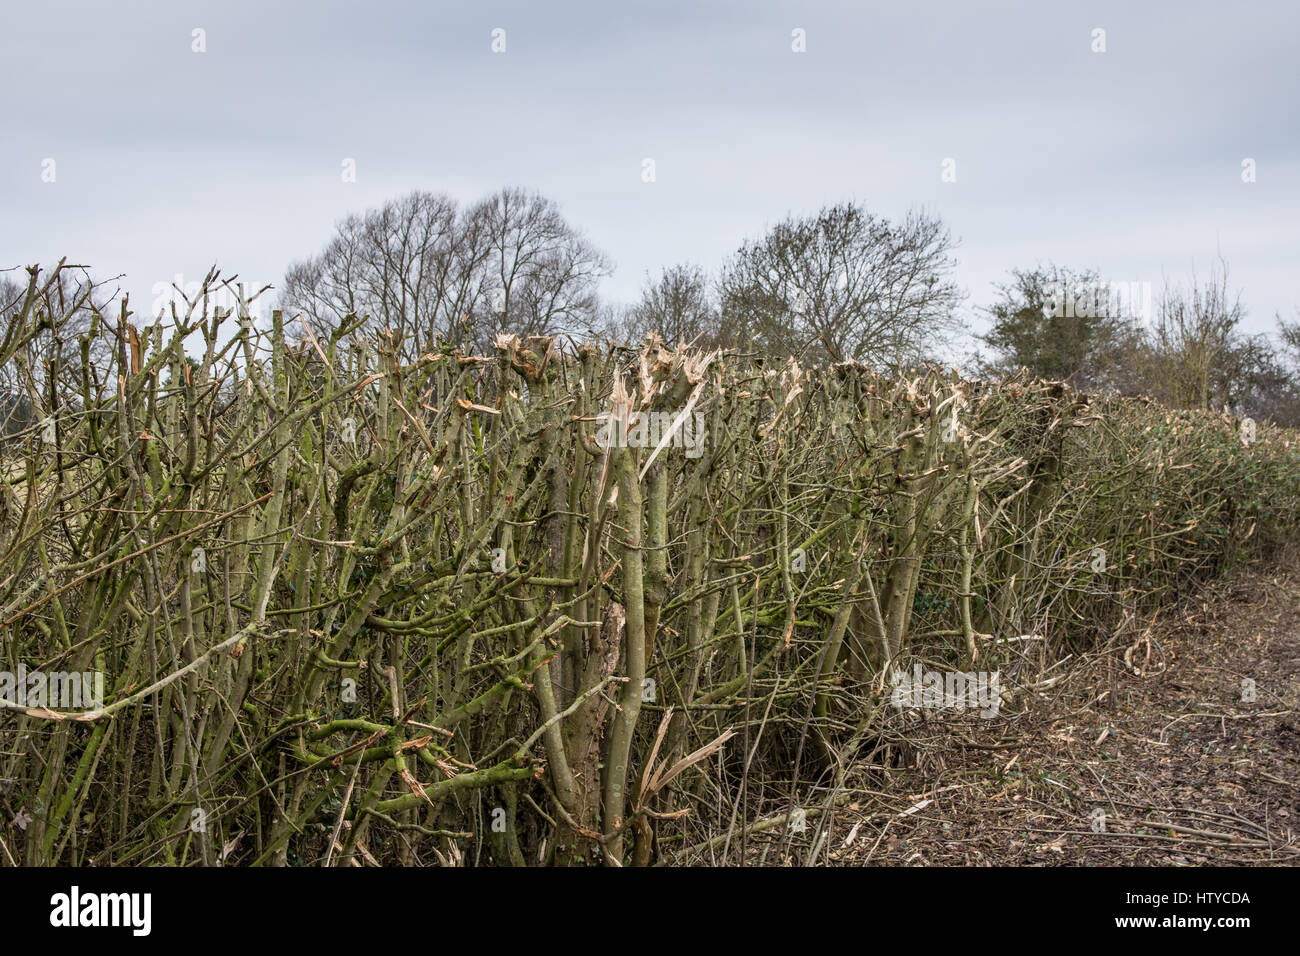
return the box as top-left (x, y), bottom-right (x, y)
top-left (281, 188), bottom-right (609, 359)
top-left (280, 191), bottom-right (486, 356)
top-left (615, 263), bottom-right (720, 347)
top-left (472, 187), bottom-right (610, 349)
top-left (1144, 261), bottom-right (1246, 411)
top-left (0, 262), bottom-right (116, 435)
top-left (719, 203), bottom-right (963, 365)
top-left (1275, 308), bottom-right (1300, 363)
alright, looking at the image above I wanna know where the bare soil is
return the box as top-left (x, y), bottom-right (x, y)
top-left (821, 562), bottom-right (1300, 865)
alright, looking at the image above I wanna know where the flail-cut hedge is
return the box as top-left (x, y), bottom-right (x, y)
top-left (2, 265), bottom-right (1297, 865)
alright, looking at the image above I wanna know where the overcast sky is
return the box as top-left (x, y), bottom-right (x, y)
top-left (2, 0), bottom-right (1296, 346)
